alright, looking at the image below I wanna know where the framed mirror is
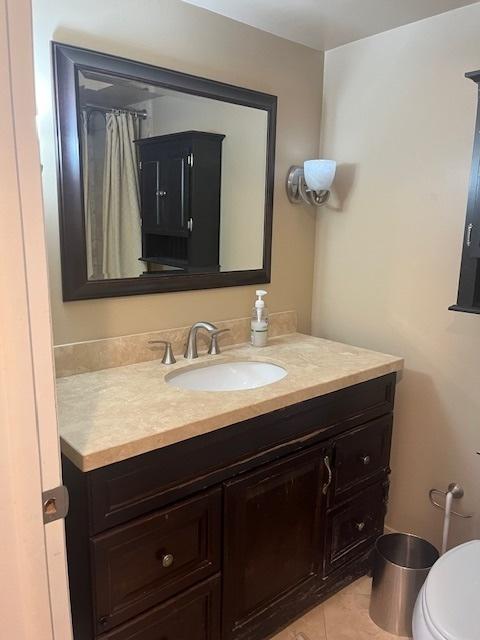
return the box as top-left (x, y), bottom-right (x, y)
top-left (52, 43), bottom-right (277, 300)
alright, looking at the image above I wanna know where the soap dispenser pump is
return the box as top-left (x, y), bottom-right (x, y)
top-left (251, 290), bottom-right (269, 347)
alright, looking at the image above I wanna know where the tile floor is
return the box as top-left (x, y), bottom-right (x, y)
top-left (271, 576), bottom-right (411, 640)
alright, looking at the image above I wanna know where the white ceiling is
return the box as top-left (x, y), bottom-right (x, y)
top-left (182, 0), bottom-right (476, 50)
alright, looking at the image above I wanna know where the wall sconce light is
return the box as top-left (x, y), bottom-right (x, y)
top-left (286, 159), bottom-right (336, 207)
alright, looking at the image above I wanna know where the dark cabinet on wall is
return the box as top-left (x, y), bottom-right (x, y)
top-left (135, 131), bottom-right (225, 274)
top-left (451, 69), bottom-right (480, 314)
top-left (63, 374), bottom-right (396, 640)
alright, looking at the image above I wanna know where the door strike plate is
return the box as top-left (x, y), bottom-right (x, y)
top-left (42, 485), bottom-right (69, 524)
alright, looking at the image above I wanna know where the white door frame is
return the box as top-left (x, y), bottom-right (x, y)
top-left (0, 0), bottom-right (72, 638)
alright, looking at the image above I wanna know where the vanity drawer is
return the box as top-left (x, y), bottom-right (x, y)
top-left (324, 480), bottom-right (388, 575)
top-left (92, 488), bottom-right (221, 633)
top-left (333, 414), bottom-right (392, 501)
top-left (99, 575), bottom-right (221, 640)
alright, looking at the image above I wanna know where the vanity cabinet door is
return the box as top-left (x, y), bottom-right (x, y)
top-left (222, 445), bottom-right (327, 640)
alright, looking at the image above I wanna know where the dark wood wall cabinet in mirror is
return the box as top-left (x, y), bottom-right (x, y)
top-left (450, 68), bottom-right (480, 314)
top-left (52, 42), bottom-right (277, 301)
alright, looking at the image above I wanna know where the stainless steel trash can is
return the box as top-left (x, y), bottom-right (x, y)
top-left (369, 533), bottom-right (439, 637)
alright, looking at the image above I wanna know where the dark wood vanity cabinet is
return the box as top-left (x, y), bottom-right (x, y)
top-left (63, 373), bottom-right (397, 640)
top-left (135, 131), bottom-right (225, 273)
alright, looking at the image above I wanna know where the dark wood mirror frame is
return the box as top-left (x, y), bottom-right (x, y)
top-left (52, 42), bottom-right (277, 301)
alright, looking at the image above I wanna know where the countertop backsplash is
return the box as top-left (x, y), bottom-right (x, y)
top-left (54, 310), bottom-right (297, 378)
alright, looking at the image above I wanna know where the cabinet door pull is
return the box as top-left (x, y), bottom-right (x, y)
top-left (355, 521), bottom-right (366, 532)
top-left (155, 162), bottom-right (161, 226)
top-left (466, 223), bottom-right (473, 247)
top-left (359, 454), bottom-right (371, 465)
top-left (322, 455), bottom-right (332, 495)
top-left (181, 156), bottom-right (186, 227)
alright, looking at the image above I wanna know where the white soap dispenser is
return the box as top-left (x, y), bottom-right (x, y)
top-left (251, 290), bottom-right (269, 347)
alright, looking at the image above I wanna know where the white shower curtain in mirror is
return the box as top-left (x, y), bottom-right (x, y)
top-left (102, 112), bottom-right (142, 279)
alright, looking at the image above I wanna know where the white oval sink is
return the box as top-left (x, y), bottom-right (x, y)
top-left (166, 361), bottom-right (287, 392)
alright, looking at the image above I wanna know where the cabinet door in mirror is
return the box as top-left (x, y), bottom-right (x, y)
top-left (53, 43), bottom-right (276, 300)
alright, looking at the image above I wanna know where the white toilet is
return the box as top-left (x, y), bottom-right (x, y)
top-left (412, 540), bottom-right (480, 639)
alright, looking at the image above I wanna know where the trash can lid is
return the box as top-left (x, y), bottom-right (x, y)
top-left (424, 540), bottom-right (480, 640)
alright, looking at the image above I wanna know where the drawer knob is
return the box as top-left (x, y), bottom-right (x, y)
top-left (355, 521), bottom-right (366, 532)
top-left (360, 455), bottom-right (371, 465)
top-left (161, 553), bottom-right (174, 568)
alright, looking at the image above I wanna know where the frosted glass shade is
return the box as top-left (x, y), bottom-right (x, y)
top-left (303, 159), bottom-right (336, 191)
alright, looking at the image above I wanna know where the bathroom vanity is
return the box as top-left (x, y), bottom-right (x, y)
top-left (58, 333), bottom-right (402, 640)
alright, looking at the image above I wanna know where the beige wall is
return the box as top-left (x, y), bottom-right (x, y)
top-left (313, 4), bottom-right (480, 548)
top-left (32, 0), bottom-right (323, 345)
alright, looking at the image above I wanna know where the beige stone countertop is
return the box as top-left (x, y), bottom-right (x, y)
top-left (57, 333), bottom-right (404, 471)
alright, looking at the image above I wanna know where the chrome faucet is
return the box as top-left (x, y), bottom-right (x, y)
top-left (184, 321), bottom-right (218, 359)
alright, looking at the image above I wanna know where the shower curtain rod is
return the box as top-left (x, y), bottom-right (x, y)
top-left (84, 104), bottom-right (148, 119)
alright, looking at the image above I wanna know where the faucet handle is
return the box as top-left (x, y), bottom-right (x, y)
top-left (208, 329), bottom-right (230, 355)
top-left (148, 340), bottom-right (176, 365)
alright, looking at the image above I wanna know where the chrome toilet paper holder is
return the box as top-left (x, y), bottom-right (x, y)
top-left (429, 483), bottom-right (473, 519)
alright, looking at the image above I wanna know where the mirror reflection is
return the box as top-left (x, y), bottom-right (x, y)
top-left (77, 70), bottom-right (268, 280)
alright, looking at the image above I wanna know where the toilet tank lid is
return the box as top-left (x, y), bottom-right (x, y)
top-left (425, 540), bottom-right (480, 640)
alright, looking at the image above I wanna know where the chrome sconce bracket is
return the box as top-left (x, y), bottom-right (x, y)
top-left (286, 165), bottom-right (332, 207)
